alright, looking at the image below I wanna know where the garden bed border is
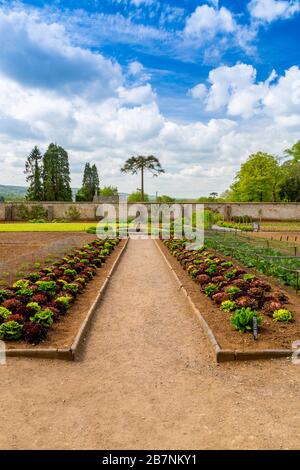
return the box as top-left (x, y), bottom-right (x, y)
top-left (155, 239), bottom-right (294, 363)
top-left (5, 238), bottom-right (129, 360)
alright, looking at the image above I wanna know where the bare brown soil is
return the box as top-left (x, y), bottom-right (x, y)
top-left (248, 231), bottom-right (300, 244)
top-left (159, 241), bottom-right (300, 351)
top-left (0, 232), bottom-right (96, 284)
top-left (0, 239), bottom-right (299, 450)
top-left (5, 239), bottom-right (126, 351)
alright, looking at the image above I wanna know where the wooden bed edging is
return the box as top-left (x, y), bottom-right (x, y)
top-left (5, 238), bottom-right (129, 361)
top-left (154, 239), bottom-right (294, 363)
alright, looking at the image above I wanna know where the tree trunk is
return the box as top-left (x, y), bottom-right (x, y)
top-left (141, 165), bottom-right (144, 201)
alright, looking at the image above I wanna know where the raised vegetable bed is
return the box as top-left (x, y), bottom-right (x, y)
top-left (0, 238), bottom-right (120, 345)
top-left (161, 238), bottom-right (300, 353)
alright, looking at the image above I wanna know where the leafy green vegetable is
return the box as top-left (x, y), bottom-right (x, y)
top-left (273, 309), bottom-right (293, 323)
top-left (220, 300), bottom-right (236, 313)
top-left (230, 308), bottom-right (262, 333)
top-left (0, 321), bottom-right (23, 340)
top-left (0, 306), bottom-right (12, 319)
top-left (30, 309), bottom-right (54, 328)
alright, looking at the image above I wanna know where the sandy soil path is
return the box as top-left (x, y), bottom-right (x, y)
top-left (0, 239), bottom-right (299, 450)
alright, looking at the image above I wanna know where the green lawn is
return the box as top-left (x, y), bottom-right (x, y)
top-left (0, 222), bottom-right (97, 232)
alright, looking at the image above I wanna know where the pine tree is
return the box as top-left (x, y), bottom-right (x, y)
top-left (43, 143), bottom-right (72, 201)
top-left (76, 163), bottom-right (100, 201)
top-left (24, 146), bottom-right (44, 201)
top-left (91, 164), bottom-right (100, 197)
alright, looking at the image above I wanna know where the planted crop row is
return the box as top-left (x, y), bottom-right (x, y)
top-left (205, 232), bottom-right (300, 289)
top-left (163, 239), bottom-right (293, 334)
top-left (0, 238), bottom-right (120, 344)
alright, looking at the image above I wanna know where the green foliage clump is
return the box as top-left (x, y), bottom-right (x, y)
top-left (230, 308), bottom-right (262, 333)
top-left (13, 279), bottom-right (30, 289)
top-left (16, 288), bottom-right (33, 298)
top-left (27, 302), bottom-right (42, 312)
top-left (0, 321), bottom-right (23, 340)
top-left (220, 300), bottom-right (236, 313)
top-left (30, 309), bottom-right (54, 328)
top-left (36, 280), bottom-right (57, 293)
top-left (65, 206), bottom-right (81, 221)
top-left (55, 296), bottom-right (72, 308)
top-left (203, 283), bottom-right (219, 297)
top-left (243, 273), bottom-right (256, 281)
top-left (273, 309), bottom-right (293, 323)
top-left (0, 306), bottom-right (12, 319)
top-left (64, 269), bottom-right (77, 277)
top-left (225, 269), bottom-right (237, 279)
top-left (226, 286), bottom-right (241, 297)
top-left (63, 283), bottom-right (79, 294)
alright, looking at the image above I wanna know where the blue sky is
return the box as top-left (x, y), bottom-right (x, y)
top-left (0, 0), bottom-right (299, 196)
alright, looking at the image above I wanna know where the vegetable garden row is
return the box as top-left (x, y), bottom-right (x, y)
top-left (163, 238), bottom-right (293, 336)
top-left (0, 238), bottom-right (119, 344)
top-left (205, 231), bottom-right (300, 291)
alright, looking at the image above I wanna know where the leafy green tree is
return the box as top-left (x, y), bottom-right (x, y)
top-left (43, 143), bottom-right (72, 201)
top-left (24, 146), bottom-right (44, 201)
top-left (76, 163), bottom-right (100, 201)
top-left (121, 155), bottom-right (164, 201)
top-left (91, 164), bottom-right (100, 197)
top-left (284, 140), bottom-right (300, 162)
top-left (128, 191), bottom-right (149, 202)
top-left (99, 186), bottom-right (118, 197)
top-left (156, 195), bottom-right (175, 203)
top-left (229, 152), bottom-right (282, 202)
top-left (279, 162), bottom-right (300, 201)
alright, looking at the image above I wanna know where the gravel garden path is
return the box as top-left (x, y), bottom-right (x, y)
top-left (0, 239), bottom-right (299, 450)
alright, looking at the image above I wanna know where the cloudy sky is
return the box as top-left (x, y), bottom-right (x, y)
top-left (0, 0), bottom-right (299, 197)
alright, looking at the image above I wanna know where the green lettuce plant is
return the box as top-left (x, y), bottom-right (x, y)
top-left (220, 300), bottom-right (236, 313)
top-left (0, 321), bottom-right (23, 340)
top-left (273, 309), bottom-right (293, 323)
top-left (30, 309), bottom-right (54, 328)
top-left (230, 308), bottom-right (262, 333)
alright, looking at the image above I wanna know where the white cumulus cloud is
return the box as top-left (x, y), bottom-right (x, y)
top-left (248, 0), bottom-right (300, 22)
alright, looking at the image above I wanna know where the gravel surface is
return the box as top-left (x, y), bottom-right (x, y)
top-left (0, 239), bottom-right (299, 450)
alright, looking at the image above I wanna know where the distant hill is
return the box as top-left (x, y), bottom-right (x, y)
top-left (0, 185), bottom-right (79, 202)
top-left (0, 184), bottom-right (27, 201)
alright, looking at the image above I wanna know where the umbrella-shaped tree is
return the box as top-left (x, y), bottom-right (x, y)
top-left (121, 155), bottom-right (165, 201)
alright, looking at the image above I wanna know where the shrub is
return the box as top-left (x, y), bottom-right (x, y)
top-left (65, 206), bottom-right (81, 221)
top-left (230, 308), bottom-right (262, 333)
top-left (30, 309), bottom-right (54, 328)
top-left (23, 323), bottom-right (47, 344)
top-left (273, 309), bottom-right (293, 323)
top-left (0, 321), bottom-right (23, 340)
top-left (220, 300), bottom-right (236, 313)
top-left (16, 204), bottom-right (48, 221)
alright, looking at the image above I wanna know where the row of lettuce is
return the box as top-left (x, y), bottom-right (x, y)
top-left (0, 238), bottom-right (119, 344)
top-left (163, 239), bottom-right (293, 334)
